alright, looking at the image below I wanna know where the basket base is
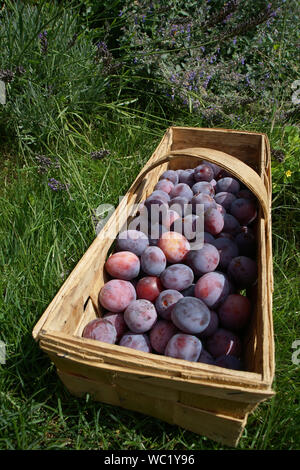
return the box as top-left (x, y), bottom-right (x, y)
top-left (57, 369), bottom-right (248, 447)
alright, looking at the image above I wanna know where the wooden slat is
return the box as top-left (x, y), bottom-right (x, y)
top-left (40, 331), bottom-right (275, 403)
top-left (170, 126), bottom-right (263, 170)
top-left (57, 369), bottom-right (247, 447)
top-left (173, 403), bottom-right (247, 447)
top-left (39, 330), bottom-right (269, 388)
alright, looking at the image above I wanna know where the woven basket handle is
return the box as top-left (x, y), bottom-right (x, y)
top-left (133, 147), bottom-right (270, 222)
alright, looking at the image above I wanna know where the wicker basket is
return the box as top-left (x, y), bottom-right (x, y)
top-left (32, 126), bottom-right (275, 447)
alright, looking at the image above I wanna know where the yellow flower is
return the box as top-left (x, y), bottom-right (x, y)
top-left (285, 170), bottom-right (292, 177)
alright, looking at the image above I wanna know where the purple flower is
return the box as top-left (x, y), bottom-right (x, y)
top-left (203, 74), bottom-right (212, 89)
top-left (223, 12), bottom-right (233, 23)
top-left (39, 31), bottom-right (48, 55)
top-left (96, 41), bottom-right (108, 53)
top-left (270, 9), bottom-right (279, 18)
top-left (241, 57), bottom-right (245, 65)
top-left (48, 178), bottom-right (70, 191)
top-left (233, 37), bottom-right (237, 45)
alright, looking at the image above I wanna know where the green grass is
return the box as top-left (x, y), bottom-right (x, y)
top-left (0, 0), bottom-right (300, 451)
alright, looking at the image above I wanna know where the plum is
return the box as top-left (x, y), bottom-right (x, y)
top-left (185, 244), bottom-right (220, 275)
top-left (155, 289), bottom-right (183, 320)
top-left (194, 164), bottom-right (214, 182)
top-left (171, 296), bottom-right (211, 334)
top-left (170, 183), bottom-right (193, 201)
top-left (124, 299), bottom-right (157, 333)
top-left (102, 312), bottom-right (127, 341)
top-left (160, 264), bottom-right (194, 291)
top-left (194, 272), bottom-right (230, 308)
top-left (206, 328), bottom-right (242, 358)
top-left (154, 179), bottom-right (174, 194)
top-left (216, 177), bottom-right (240, 194)
top-left (218, 294), bottom-right (251, 331)
top-left (119, 332), bottom-right (152, 353)
top-left (204, 207), bottom-right (224, 235)
top-left (165, 334), bottom-right (202, 362)
top-left (82, 318), bottom-right (117, 344)
top-left (157, 231), bottom-right (190, 263)
top-left (159, 170), bottom-right (179, 185)
top-left (140, 246), bottom-right (167, 276)
top-left (212, 238), bottom-right (239, 270)
top-left (116, 230), bottom-right (149, 256)
top-left (228, 256), bottom-right (258, 287)
top-left (99, 280), bottom-right (136, 312)
top-left (105, 251), bottom-right (140, 280)
top-left (136, 276), bottom-right (163, 302)
top-left (149, 320), bottom-right (178, 354)
top-left (230, 198), bottom-right (257, 225)
top-left (192, 181), bottom-right (215, 196)
top-left (198, 348), bottom-right (215, 365)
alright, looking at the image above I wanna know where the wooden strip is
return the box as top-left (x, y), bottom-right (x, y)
top-left (131, 148), bottom-right (269, 222)
top-left (41, 341), bottom-right (275, 401)
top-left (257, 219), bottom-right (269, 382)
top-left (57, 369), bottom-right (121, 405)
top-left (264, 139), bottom-right (275, 381)
top-left (173, 403), bottom-right (247, 447)
top-left (179, 390), bottom-right (255, 419)
top-left (73, 297), bottom-right (98, 337)
top-left (170, 126), bottom-right (262, 170)
top-left (39, 330), bottom-right (267, 387)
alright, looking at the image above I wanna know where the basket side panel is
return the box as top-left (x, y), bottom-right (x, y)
top-left (57, 369), bottom-right (246, 447)
top-left (45, 348), bottom-right (273, 407)
top-left (170, 127), bottom-right (263, 171)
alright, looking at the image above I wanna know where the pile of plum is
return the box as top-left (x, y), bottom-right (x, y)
top-left (82, 161), bottom-right (258, 371)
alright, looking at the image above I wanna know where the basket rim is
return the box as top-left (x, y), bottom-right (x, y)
top-left (38, 329), bottom-right (275, 392)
